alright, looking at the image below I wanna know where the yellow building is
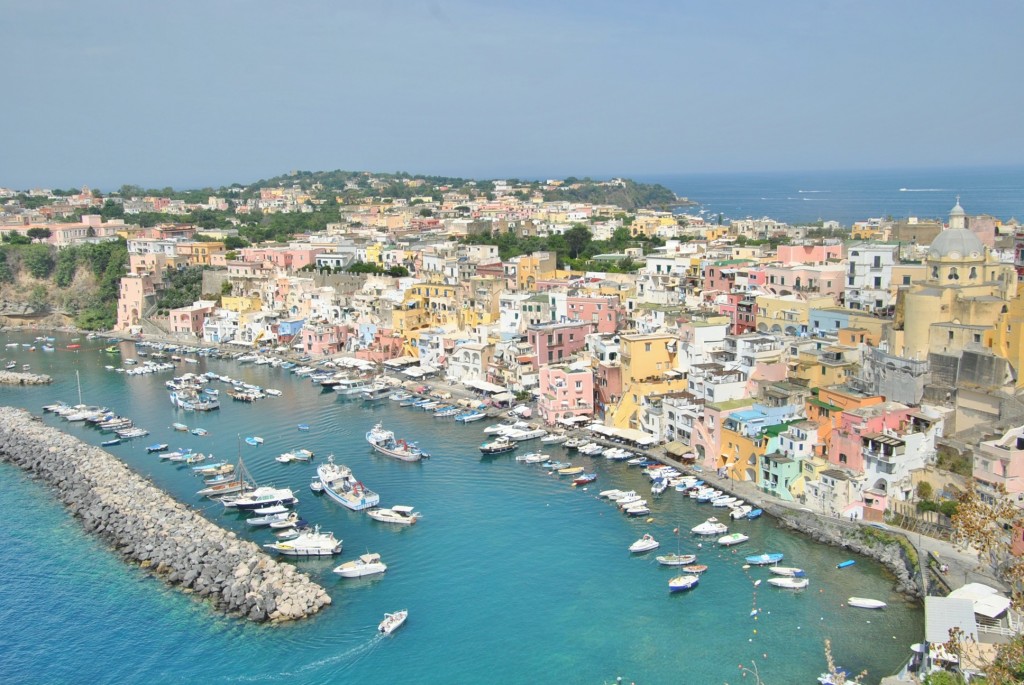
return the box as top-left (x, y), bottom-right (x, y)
top-left (221, 295), bottom-right (263, 314)
top-left (391, 276), bottom-right (461, 343)
top-left (176, 241), bottom-right (224, 266)
top-left (889, 201), bottom-right (1016, 361)
top-left (791, 345), bottom-right (858, 389)
top-left (515, 251), bottom-right (557, 291)
top-left (702, 226), bottom-right (729, 241)
top-left (605, 332), bottom-right (688, 429)
top-left (365, 242), bottom-right (384, 265)
top-left (459, 276), bottom-right (504, 329)
top-left (756, 294), bottom-right (834, 335)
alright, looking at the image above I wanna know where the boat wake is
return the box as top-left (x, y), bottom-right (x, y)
top-left (797, 189), bottom-right (829, 193)
top-left (221, 636), bottom-right (382, 682)
top-left (899, 188), bottom-right (947, 192)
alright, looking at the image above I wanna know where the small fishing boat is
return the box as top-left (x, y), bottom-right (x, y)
top-left (334, 552), bottom-right (388, 578)
top-left (572, 473), bottom-right (597, 486)
top-left (146, 443), bottom-right (169, 453)
top-left (541, 460), bottom-right (571, 470)
top-left (847, 597), bottom-right (886, 609)
top-left (746, 508), bottom-right (763, 519)
top-left (837, 560), bottom-right (856, 569)
top-left (717, 533), bottom-right (750, 547)
top-left (745, 553), bottom-right (784, 566)
top-left (245, 436), bottom-right (264, 446)
top-left (668, 574), bottom-right (700, 593)
top-left (247, 511), bottom-right (294, 527)
top-left (682, 564), bottom-right (708, 574)
top-left (367, 505), bottom-right (422, 525)
top-left (656, 553), bottom-right (697, 567)
top-left (378, 610), bottom-right (408, 635)
top-left (297, 424), bottom-right (311, 431)
top-left (172, 422), bottom-right (189, 432)
top-left (191, 427), bottom-right (208, 436)
top-left (629, 534), bottom-right (660, 554)
top-left (276, 448), bottom-right (315, 463)
top-left (768, 567), bottom-right (805, 577)
top-left (767, 577), bottom-right (809, 590)
top-left (101, 438), bottom-right (121, 447)
top-left (557, 465), bottom-right (585, 476)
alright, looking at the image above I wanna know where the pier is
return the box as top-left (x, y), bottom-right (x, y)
top-left (0, 406), bottom-right (330, 623)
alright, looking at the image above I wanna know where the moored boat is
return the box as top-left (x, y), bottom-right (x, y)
top-left (366, 505), bottom-right (421, 525)
top-left (479, 436), bottom-right (517, 455)
top-left (656, 553), bottom-right (697, 567)
top-left (334, 552), bottom-right (387, 578)
top-left (847, 597), bottom-right (886, 609)
top-left (668, 574), bottom-right (700, 593)
top-left (745, 553), bottom-right (784, 566)
top-left (146, 443), bottom-right (169, 453)
top-left (263, 525), bottom-right (342, 557)
top-left (222, 486), bottom-right (298, 510)
top-left (717, 533), bottom-right (750, 547)
top-left (629, 534), bottom-right (660, 553)
top-left (316, 456), bottom-right (380, 511)
top-left (767, 577), bottom-right (809, 590)
top-left (691, 517), bottom-right (729, 536)
top-left (768, 567), bottom-right (806, 577)
top-left (365, 423), bottom-right (429, 462)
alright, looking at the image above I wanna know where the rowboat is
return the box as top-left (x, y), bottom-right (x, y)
top-left (847, 597), bottom-right (886, 609)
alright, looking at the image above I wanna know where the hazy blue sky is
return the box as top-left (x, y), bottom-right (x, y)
top-left (3, 0), bottom-right (1022, 189)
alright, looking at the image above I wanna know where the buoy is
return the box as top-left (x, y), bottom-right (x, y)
top-left (646, 517), bottom-right (654, 523)
top-left (753, 629), bottom-right (757, 634)
top-left (743, 564), bottom-right (751, 569)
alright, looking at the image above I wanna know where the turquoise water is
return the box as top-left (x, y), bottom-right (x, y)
top-left (0, 335), bottom-right (922, 684)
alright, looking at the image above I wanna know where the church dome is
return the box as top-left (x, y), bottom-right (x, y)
top-left (927, 228), bottom-right (984, 260)
top-left (949, 199), bottom-right (965, 217)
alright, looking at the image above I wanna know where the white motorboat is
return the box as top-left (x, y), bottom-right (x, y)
top-left (617, 495), bottom-right (645, 509)
top-left (717, 533), bottom-right (750, 547)
top-left (503, 427), bottom-right (547, 442)
top-left (252, 504), bottom-right (289, 516)
top-left (628, 534), bottom-right (660, 553)
top-left (367, 505), bottom-right (422, 525)
top-left (333, 377), bottom-right (370, 396)
top-left (730, 505), bottom-right (753, 520)
top-left (378, 610), bottom-right (408, 635)
top-left (600, 489), bottom-right (626, 500)
top-left (563, 437), bottom-right (587, 450)
top-left (768, 577), bottom-right (809, 590)
top-left (691, 517), bottom-right (729, 536)
top-left (247, 511), bottom-right (294, 527)
top-left (712, 496), bottom-right (739, 508)
top-left (317, 457), bottom-right (380, 511)
top-left (263, 525), bottom-right (342, 557)
top-left (847, 597), bottom-right (886, 609)
top-left (222, 486), bottom-right (298, 510)
top-left (540, 433), bottom-right (567, 444)
top-left (333, 552), bottom-right (388, 578)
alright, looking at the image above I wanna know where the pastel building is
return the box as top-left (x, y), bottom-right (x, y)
top-left (537, 363), bottom-right (594, 425)
top-left (974, 426), bottom-right (1024, 508)
top-left (168, 300), bottom-right (217, 337)
top-left (527, 320), bottom-right (591, 366)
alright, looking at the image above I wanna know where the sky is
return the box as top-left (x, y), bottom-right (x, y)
top-left (3, 0), bottom-right (1023, 190)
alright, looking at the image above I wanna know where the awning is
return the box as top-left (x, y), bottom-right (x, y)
top-left (465, 379), bottom-right (508, 394)
top-left (557, 415), bottom-right (591, 427)
top-left (587, 423), bottom-right (656, 446)
top-left (403, 366), bottom-right (427, 378)
top-left (384, 355), bottom-right (420, 368)
top-left (491, 391), bottom-right (515, 403)
top-left (664, 441), bottom-right (687, 457)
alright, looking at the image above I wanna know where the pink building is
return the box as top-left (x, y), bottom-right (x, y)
top-left (168, 300), bottom-right (216, 337)
top-left (299, 323), bottom-right (349, 357)
top-left (694, 400), bottom-right (751, 472)
top-left (116, 274), bottom-right (155, 331)
top-left (776, 243), bottom-right (843, 266)
top-left (527, 320), bottom-right (592, 366)
top-left (827, 402), bottom-right (914, 472)
top-left (976, 425), bottom-right (1024, 507)
top-left (240, 246), bottom-right (325, 271)
top-left (702, 259), bottom-right (759, 296)
top-left (537, 364), bottom-right (594, 425)
top-left (566, 294), bottom-right (622, 334)
top-left (764, 264), bottom-right (845, 299)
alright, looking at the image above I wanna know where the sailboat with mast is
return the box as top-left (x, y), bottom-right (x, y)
top-left (196, 437), bottom-right (256, 498)
top-left (656, 527), bottom-right (698, 566)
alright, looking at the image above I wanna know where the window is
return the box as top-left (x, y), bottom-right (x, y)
top-left (873, 277), bottom-right (882, 287)
top-left (903, 275), bottom-right (911, 285)
top-left (873, 255), bottom-right (881, 268)
top-left (974, 333), bottom-right (982, 344)
top-left (848, 276), bottom-right (855, 286)
top-left (839, 453), bottom-right (847, 463)
top-left (645, 343), bottom-right (652, 352)
top-left (948, 330), bottom-right (954, 342)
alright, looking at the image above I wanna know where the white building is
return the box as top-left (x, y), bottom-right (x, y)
top-left (846, 244), bottom-right (898, 313)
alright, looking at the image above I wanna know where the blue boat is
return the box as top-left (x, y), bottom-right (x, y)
top-left (146, 443), bottom-right (169, 453)
top-left (245, 437), bottom-right (263, 447)
top-left (297, 424), bottom-right (311, 431)
top-left (101, 438), bottom-right (121, 447)
top-left (745, 553), bottom-right (784, 566)
top-left (746, 508), bottom-right (763, 519)
top-left (837, 560), bottom-right (856, 569)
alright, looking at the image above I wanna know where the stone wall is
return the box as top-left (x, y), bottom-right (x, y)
top-left (0, 407), bottom-right (330, 622)
top-left (765, 502), bottom-right (923, 598)
top-left (0, 370), bottom-right (53, 385)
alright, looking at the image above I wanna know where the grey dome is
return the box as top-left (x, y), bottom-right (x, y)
top-left (949, 199), bottom-right (966, 217)
top-left (927, 228), bottom-right (984, 260)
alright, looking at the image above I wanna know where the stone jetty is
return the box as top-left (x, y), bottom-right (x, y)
top-left (0, 407), bottom-right (331, 622)
top-left (0, 370), bottom-right (52, 385)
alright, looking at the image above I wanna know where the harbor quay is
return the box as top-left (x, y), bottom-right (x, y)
top-left (0, 406), bottom-right (330, 623)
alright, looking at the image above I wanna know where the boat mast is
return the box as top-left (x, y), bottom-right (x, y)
top-left (76, 369), bottom-right (83, 406)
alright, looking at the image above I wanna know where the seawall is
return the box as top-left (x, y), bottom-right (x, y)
top-left (0, 370), bottom-right (52, 385)
top-left (0, 406), bottom-right (331, 622)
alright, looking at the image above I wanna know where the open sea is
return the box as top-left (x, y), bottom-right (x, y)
top-left (0, 334), bottom-right (923, 685)
top-left (639, 166), bottom-right (1024, 226)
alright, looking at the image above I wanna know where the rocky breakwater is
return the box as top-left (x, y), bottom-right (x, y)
top-left (0, 370), bottom-right (53, 385)
top-left (765, 503), bottom-right (922, 598)
top-left (0, 407), bottom-right (331, 623)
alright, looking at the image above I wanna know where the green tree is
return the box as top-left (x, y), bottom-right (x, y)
top-left (26, 227), bottom-right (52, 241)
top-left (22, 243), bottom-right (55, 278)
top-left (223, 235), bottom-right (249, 250)
top-left (916, 481), bottom-right (933, 501)
top-left (386, 265), bottom-right (410, 277)
top-left (55, 248), bottom-right (78, 288)
top-left (564, 224), bottom-right (592, 259)
top-left (221, 280), bottom-right (233, 296)
top-left (3, 233), bottom-right (31, 245)
top-left (28, 284), bottom-right (49, 311)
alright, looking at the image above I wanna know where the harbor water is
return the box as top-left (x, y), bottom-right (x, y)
top-left (0, 334), bottom-right (923, 684)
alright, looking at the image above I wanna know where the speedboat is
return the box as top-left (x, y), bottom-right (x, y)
top-left (563, 437), bottom-right (587, 450)
top-left (191, 428), bottom-right (208, 436)
top-left (656, 553), bottom-right (697, 567)
top-left (309, 477), bottom-right (324, 494)
top-left (628, 534), bottom-right (660, 553)
top-left (572, 473), bottom-right (597, 486)
top-left (146, 443), bottom-right (169, 453)
top-left (691, 517), bottom-right (728, 536)
top-left (847, 597), bottom-right (886, 609)
top-left (479, 436), bottom-right (517, 455)
top-left (378, 609), bottom-right (408, 635)
top-left (668, 574), bottom-right (700, 593)
top-left (264, 525), bottom-right (341, 557)
top-left (730, 505), bottom-right (753, 520)
top-left (717, 533), bottom-right (750, 547)
top-left (334, 553), bottom-right (387, 578)
top-left (366, 505), bottom-right (422, 525)
top-left (540, 433), bottom-right (567, 444)
top-left (247, 511), bottom-right (294, 527)
top-left (767, 577), bottom-right (809, 590)
top-left (745, 553), bottom-right (784, 566)
top-left (600, 489), bottom-right (626, 500)
top-left (625, 504), bottom-right (651, 517)
top-left (172, 423), bottom-right (189, 432)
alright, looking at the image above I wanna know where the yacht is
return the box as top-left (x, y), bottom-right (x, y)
top-left (366, 505), bottom-right (422, 525)
top-left (221, 486), bottom-right (298, 510)
top-left (263, 525), bottom-right (342, 557)
top-left (333, 377), bottom-right (370, 397)
top-left (333, 553), bottom-right (388, 578)
top-left (316, 457), bottom-right (380, 511)
top-left (361, 382), bottom-right (391, 401)
top-left (691, 517), bottom-right (729, 536)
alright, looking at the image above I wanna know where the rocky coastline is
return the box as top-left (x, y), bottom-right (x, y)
top-left (0, 406), bottom-right (331, 622)
top-left (0, 370), bottom-right (53, 385)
